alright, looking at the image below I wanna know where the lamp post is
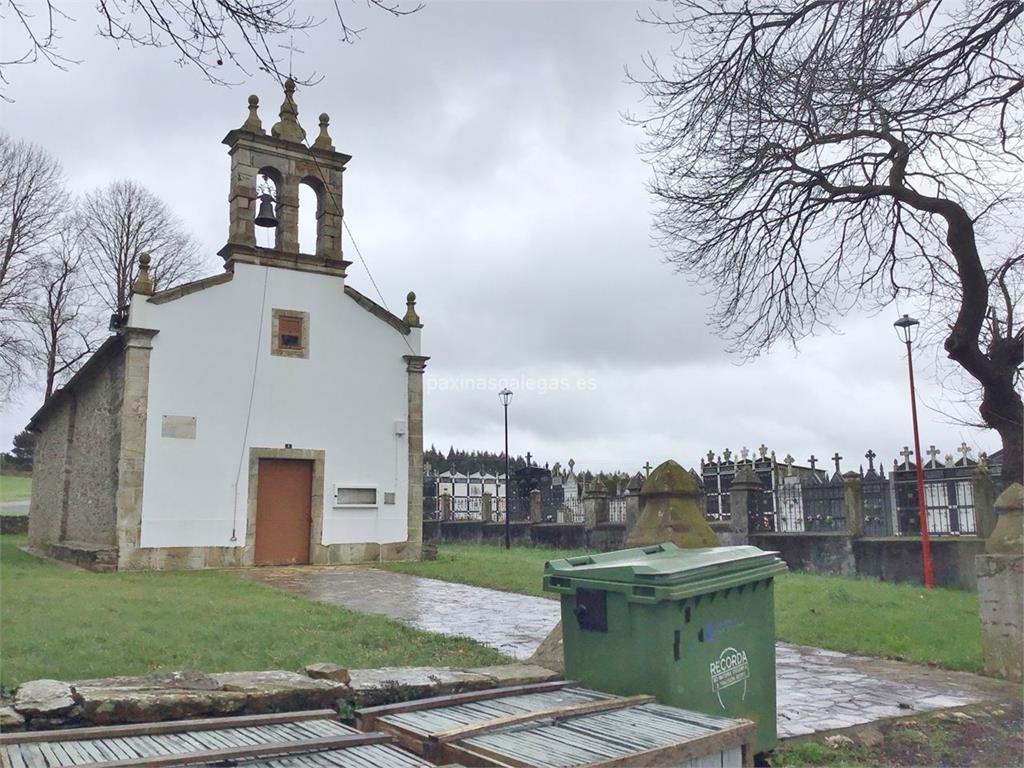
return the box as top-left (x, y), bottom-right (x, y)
top-left (894, 314), bottom-right (934, 589)
top-left (499, 388), bottom-right (513, 550)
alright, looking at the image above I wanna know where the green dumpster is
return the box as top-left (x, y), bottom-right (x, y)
top-left (543, 542), bottom-right (787, 753)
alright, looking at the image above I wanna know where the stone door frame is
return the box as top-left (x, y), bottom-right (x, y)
top-left (246, 447), bottom-right (326, 564)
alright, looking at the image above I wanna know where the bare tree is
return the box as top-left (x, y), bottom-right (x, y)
top-left (1, 0), bottom-right (421, 95)
top-left (0, 134), bottom-right (67, 400)
top-left (79, 180), bottom-right (209, 314)
top-left (634, 0), bottom-right (1024, 484)
top-left (24, 224), bottom-right (104, 399)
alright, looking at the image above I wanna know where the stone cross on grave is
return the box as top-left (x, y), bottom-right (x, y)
top-left (758, 444), bottom-right (768, 459)
top-left (706, 450), bottom-right (716, 464)
top-left (784, 455), bottom-right (795, 476)
top-left (568, 458), bottom-right (575, 472)
top-left (808, 455), bottom-right (817, 471)
top-left (865, 449), bottom-right (876, 472)
top-left (958, 442), bottom-right (973, 461)
top-left (926, 445), bottom-right (940, 464)
top-left (900, 446), bottom-right (914, 465)
top-left (722, 448), bottom-right (733, 462)
top-left (945, 454), bottom-right (954, 466)
top-left (643, 461), bottom-right (653, 477)
top-left (832, 453), bottom-right (842, 475)
top-left (740, 446), bottom-right (750, 461)
top-left (525, 451), bottom-right (532, 467)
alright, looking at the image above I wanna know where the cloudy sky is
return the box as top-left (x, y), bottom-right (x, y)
top-left (0, 0), bottom-right (1000, 474)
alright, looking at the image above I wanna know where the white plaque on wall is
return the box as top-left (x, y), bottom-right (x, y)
top-left (161, 415), bottom-right (197, 439)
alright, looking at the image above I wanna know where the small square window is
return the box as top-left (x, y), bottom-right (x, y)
top-left (271, 309), bottom-right (309, 358)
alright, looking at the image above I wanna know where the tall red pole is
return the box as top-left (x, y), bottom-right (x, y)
top-left (904, 339), bottom-right (934, 589)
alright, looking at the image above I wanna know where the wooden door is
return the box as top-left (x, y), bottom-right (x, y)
top-left (254, 459), bottom-right (313, 565)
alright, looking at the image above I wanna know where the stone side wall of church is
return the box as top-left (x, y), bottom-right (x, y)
top-left (28, 352), bottom-right (124, 550)
top-left (28, 398), bottom-right (72, 548)
top-left (65, 354), bottom-right (124, 546)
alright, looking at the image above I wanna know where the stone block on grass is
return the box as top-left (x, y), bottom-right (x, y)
top-left (14, 680), bottom-right (77, 718)
top-left (347, 667), bottom-right (493, 707)
top-left (76, 689), bottom-right (249, 725)
top-left (211, 670), bottom-right (348, 712)
top-left (304, 663), bottom-right (351, 685)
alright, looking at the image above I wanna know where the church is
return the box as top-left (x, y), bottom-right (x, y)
top-left (26, 81), bottom-right (427, 570)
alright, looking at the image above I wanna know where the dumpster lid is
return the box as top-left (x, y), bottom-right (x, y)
top-left (544, 543), bottom-right (783, 585)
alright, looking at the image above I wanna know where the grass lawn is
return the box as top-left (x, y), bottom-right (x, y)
top-left (0, 535), bottom-right (505, 692)
top-left (0, 475), bottom-right (31, 503)
top-left (381, 544), bottom-right (982, 673)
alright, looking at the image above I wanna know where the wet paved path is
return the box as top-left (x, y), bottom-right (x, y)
top-left (238, 566), bottom-right (1013, 738)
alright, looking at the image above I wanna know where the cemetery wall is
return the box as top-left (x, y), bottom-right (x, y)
top-left (853, 536), bottom-right (985, 591)
top-left (749, 532), bottom-right (983, 589)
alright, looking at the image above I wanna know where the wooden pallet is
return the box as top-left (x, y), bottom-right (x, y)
top-left (355, 682), bottom-right (755, 768)
top-left (0, 709), bottom-right (430, 768)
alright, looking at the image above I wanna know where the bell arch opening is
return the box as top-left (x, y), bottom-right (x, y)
top-left (255, 167), bottom-right (282, 249)
top-left (298, 179), bottom-right (322, 256)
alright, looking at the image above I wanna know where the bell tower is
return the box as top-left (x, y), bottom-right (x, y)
top-left (220, 79), bottom-right (352, 276)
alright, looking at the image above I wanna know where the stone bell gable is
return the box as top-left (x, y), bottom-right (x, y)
top-left (220, 79), bottom-right (351, 275)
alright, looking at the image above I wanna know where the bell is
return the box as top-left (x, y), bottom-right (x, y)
top-left (254, 194), bottom-right (278, 228)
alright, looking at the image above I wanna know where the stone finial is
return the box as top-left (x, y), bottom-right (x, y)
top-left (403, 291), bottom-right (422, 327)
top-left (313, 112), bottom-right (335, 151)
top-left (132, 252), bottom-right (154, 296)
top-left (241, 94), bottom-right (265, 134)
top-left (271, 78), bottom-right (306, 143)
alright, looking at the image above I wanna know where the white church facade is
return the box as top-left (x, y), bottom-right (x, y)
top-left (26, 81), bottom-right (427, 570)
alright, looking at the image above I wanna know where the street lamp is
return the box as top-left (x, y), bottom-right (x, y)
top-left (499, 388), bottom-right (513, 550)
top-left (894, 314), bottom-right (934, 589)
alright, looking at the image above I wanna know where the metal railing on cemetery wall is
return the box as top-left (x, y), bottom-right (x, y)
top-left (702, 445), bottom-right (998, 538)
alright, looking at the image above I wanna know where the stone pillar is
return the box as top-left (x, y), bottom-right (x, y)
top-left (529, 489), bottom-right (543, 523)
top-left (728, 464), bottom-right (762, 540)
top-left (227, 146), bottom-right (257, 247)
top-left (843, 471), bottom-right (864, 537)
top-left (115, 327), bottom-right (158, 569)
top-left (480, 492), bottom-right (493, 523)
top-left (977, 483), bottom-right (1023, 682)
top-left (626, 461), bottom-right (718, 548)
top-left (440, 493), bottom-right (452, 522)
top-left (315, 168), bottom-right (344, 260)
top-left (624, 495), bottom-right (642, 535)
top-left (583, 482), bottom-right (609, 529)
top-left (973, 464), bottom-right (997, 540)
top-left (275, 178), bottom-right (300, 254)
top-left (402, 355), bottom-right (429, 559)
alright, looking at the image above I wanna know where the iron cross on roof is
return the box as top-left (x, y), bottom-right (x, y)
top-left (525, 451), bottom-right (532, 467)
top-left (865, 449), bottom-right (877, 472)
top-left (808, 454), bottom-right (817, 470)
top-left (277, 35), bottom-right (305, 78)
top-left (643, 461), bottom-right (653, 477)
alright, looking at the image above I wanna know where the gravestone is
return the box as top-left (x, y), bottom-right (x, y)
top-left (480, 492), bottom-right (493, 523)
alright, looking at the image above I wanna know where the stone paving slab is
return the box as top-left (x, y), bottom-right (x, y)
top-left (237, 565), bottom-right (1017, 738)
top-left (238, 566), bottom-right (561, 659)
